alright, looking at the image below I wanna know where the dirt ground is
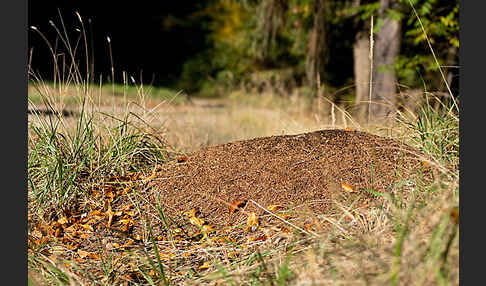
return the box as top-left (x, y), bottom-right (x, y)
top-left (134, 129), bottom-right (425, 228)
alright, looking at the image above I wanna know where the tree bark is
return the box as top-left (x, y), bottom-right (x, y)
top-left (305, 0), bottom-right (327, 92)
top-left (352, 0), bottom-right (371, 121)
top-left (369, 0), bottom-right (401, 122)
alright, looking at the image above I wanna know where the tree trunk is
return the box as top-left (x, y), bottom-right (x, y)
top-left (352, 0), bottom-right (371, 121)
top-left (305, 0), bottom-right (327, 92)
top-left (369, 0), bottom-right (401, 122)
top-left (353, 28), bottom-right (371, 121)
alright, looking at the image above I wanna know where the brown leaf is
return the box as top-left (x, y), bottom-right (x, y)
top-left (77, 249), bottom-right (90, 258)
top-left (450, 207), bottom-right (459, 225)
top-left (250, 234), bottom-right (267, 242)
top-left (229, 200), bottom-right (247, 214)
top-left (88, 252), bottom-right (101, 260)
top-left (177, 155), bottom-right (188, 163)
top-left (54, 228), bottom-right (62, 238)
top-left (106, 202), bottom-right (114, 227)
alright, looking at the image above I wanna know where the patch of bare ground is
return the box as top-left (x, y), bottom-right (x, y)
top-left (129, 129), bottom-right (428, 234)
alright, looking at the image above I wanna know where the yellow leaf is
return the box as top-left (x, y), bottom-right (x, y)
top-left (279, 214), bottom-right (291, 220)
top-left (106, 202), bottom-right (114, 227)
top-left (57, 216), bottom-right (69, 225)
top-left (184, 251), bottom-right (194, 257)
top-left (198, 261), bottom-right (211, 270)
top-left (81, 224), bottom-right (94, 232)
top-left (341, 183), bottom-right (355, 193)
top-left (184, 208), bottom-right (199, 218)
top-left (267, 205), bottom-right (282, 212)
top-left (202, 225), bottom-right (215, 233)
top-left (121, 186), bottom-right (132, 194)
top-left (189, 216), bottom-right (205, 227)
top-left (245, 212), bottom-right (259, 232)
top-left (118, 218), bottom-right (133, 225)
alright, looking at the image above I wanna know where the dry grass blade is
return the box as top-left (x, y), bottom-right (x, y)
top-left (249, 199), bottom-right (318, 237)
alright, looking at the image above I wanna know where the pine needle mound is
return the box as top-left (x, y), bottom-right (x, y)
top-left (139, 129), bottom-right (426, 227)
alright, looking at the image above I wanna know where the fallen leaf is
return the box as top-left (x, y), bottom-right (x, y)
top-left (54, 228), bottom-right (62, 238)
top-left (278, 214), bottom-right (291, 220)
top-left (89, 210), bottom-right (104, 218)
top-left (57, 216), bottom-right (69, 225)
top-left (122, 240), bottom-right (134, 247)
top-left (143, 172), bottom-right (157, 182)
top-left (229, 200), bottom-right (247, 214)
top-left (74, 257), bottom-right (85, 263)
top-left (122, 204), bottom-right (135, 211)
top-left (189, 216), bottom-right (205, 227)
top-left (81, 224), bottom-right (94, 232)
top-left (421, 160), bottom-right (431, 171)
top-left (267, 205), bottom-right (282, 212)
top-left (250, 234), bottom-right (267, 242)
top-left (88, 252), bottom-right (100, 260)
top-left (198, 261), bottom-right (211, 270)
top-left (202, 225), bottom-right (215, 233)
top-left (106, 202), bottom-right (115, 227)
top-left (30, 229), bottom-right (43, 239)
top-left (117, 218), bottom-right (134, 232)
top-left (120, 186), bottom-right (132, 195)
top-left (183, 251), bottom-right (195, 257)
top-left (177, 155), bottom-right (188, 163)
top-left (184, 208), bottom-right (199, 218)
top-left (341, 183), bottom-right (355, 193)
top-left (77, 249), bottom-right (90, 258)
top-left (246, 212), bottom-right (259, 232)
top-left (105, 187), bottom-right (116, 202)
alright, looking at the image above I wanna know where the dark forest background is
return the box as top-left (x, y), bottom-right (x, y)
top-left (28, 0), bottom-right (459, 120)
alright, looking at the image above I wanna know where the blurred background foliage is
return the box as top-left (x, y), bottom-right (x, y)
top-left (177, 0), bottom-right (458, 99)
top-left (29, 0), bottom-right (458, 115)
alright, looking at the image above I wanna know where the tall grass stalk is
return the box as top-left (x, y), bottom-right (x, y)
top-left (28, 13), bottom-right (169, 216)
